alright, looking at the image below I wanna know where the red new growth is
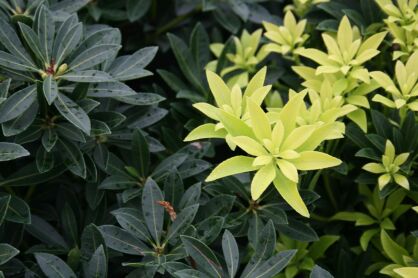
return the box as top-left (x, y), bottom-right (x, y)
top-left (45, 59), bottom-right (56, 75)
top-left (156, 201), bottom-right (177, 221)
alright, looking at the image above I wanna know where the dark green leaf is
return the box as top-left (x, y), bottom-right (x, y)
top-left (26, 215), bottom-right (68, 249)
top-left (60, 203), bottom-right (78, 246)
top-left (310, 265), bottom-right (334, 278)
top-left (109, 46), bottom-right (157, 81)
top-left (127, 0), bottom-right (151, 22)
top-left (142, 178), bottom-right (164, 245)
top-left (181, 235), bottom-right (224, 277)
top-left (81, 224), bottom-right (106, 262)
top-left (43, 76), bottom-right (59, 105)
top-left (242, 221), bottom-right (276, 278)
top-left (132, 129), bottom-right (149, 177)
top-left (0, 142), bottom-right (29, 161)
top-left (0, 244), bottom-right (19, 265)
top-left (111, 208), bottom-right (152, 243)
top-left (99, 225), bottom-right (147, 255)
top-left (222, 230), bottom-right (239, 278)
top-left (0, 85), bottom-right (37, 123)
top-left (87, 82), bottom-right (136, 98)
top-left (35, 252), bottom-right (76, 278)
top-left (2, 101), bottom-right (38, 137)
top-left (86, 245), bottom-right (107, 278)
top-left (167, 34), bottom-right (205, 93)
top-left (114, 93), bottom-right (165, 105)
top-left (277, 219), bottom-right (319, 242)
top-left (41, 129), bottom-right (58, 152)
top-left (59, 70), bottom-right (114, 83)
top-left (99, 175), bottom-right (137, 190)
top-left (58, 138), bottom-right (86, 178)
top-left (69, 44), bottom-right (120, 71)
top-left (166, 204), bottom-right (199, 243)
top-left (36, 147), bottom-right (54, 173)
top-left (247, 250), bottom-right (297, 278)
top-left (54, 92), bottom-right (91, 135)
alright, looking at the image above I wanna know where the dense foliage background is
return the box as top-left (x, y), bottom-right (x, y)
top-left (0, 0), bottom-right (417, 277)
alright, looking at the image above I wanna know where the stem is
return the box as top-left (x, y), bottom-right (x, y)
top-left (24, 185), bottom-right (36, 202)
top-left (323, 175), bottom-right (338, 210)
top-left (310, 212), bottom-right (329, 222)
top-left (154, 8), bottom-right (199, 37)
top-left (308, 169), bottom-right (323, 190)
top-left (3, 185), bottom-right (14, 195)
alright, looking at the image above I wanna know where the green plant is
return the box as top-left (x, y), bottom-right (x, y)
top-left (1, 1), bottom-right (418, 277)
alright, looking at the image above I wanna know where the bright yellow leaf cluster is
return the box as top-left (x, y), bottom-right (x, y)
top-left (185, 68), bottom-right (343, 217)
top-left (284, 0), bottom-right (329, 17)
top-left (184, 67), bottom-right (271, 149)
top-left (371, 51), bottom-right (418, 116)
top-left (363, 140), bottom-right (410, 190)
top-left (206, 29), bottom-right (269, 88)
top-left (376, 0), bottom-right (418, 60)
top-left (293, 16), bottom-right (386, 131)
top-left (379, 230), bottom-right (418, 277)
top-left (263, 11), bottom-right (309, 58)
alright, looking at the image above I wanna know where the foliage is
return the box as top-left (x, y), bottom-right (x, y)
top-left (0, 0), bottom-right (417, 277)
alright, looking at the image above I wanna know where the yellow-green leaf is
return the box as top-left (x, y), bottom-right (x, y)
top-left (229, 136), bottom-right (267, 157)
top-left (206, 156), bottom-right (256, 182)
top-left (247, 99), bottom-right (271, 140)
top-left (251, 163), bottom-right (276, 200)
top-left (276, 159), bottom-right (299, 183)
top-left (184, 124), bottom-right (227, 141)
top-left (273, 171), bottom-right (309, 217)
top-left (394, 267), bottom-right (418, 278)
top-left (380, 230), bottom-right (409, 265)
top-left (363, 163), bottom-right (386, 174)
top-left (206, 70), bottom-right (231, 106)
top-left (289, 151), bottom-right (341, 170)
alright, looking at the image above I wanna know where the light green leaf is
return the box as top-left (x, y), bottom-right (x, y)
top-left (380, 230), bottom-right (409, 265)
top-left (248, 98), bottom-right (271, 140)
top-left (393, 267), bottom-right (418, 278)
top-left (290, 151), bottom-right (341, 170)
top-left (251, 163), bottom-right (276, 200)
top-left (347, 109), bottom-right (368, 132)
top-left (282, 125), bottom-right (316, 151)
top-left (276, 159), bottom-right (299, 183)
top-left (206, 70), bottom-right (231, 106)
top-left (273, 171), bottom-right (309, 217)
top-left (230, 136), bottom-right (267, 156)
top-left (184, 124), bottom-right (227, 141)
top-left (206, 156), bottom-right (256, 182)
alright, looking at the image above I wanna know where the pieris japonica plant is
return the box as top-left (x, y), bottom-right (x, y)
top-left (375, 0), bottom-right (418, 60)
top-left (0, 4), bottom-right (162, 178)
top-left (207, 29), bottom-right (269, 88)
top-left (1, 1), bottom-right (418, 277)
top-left (263, 11), bottom-right (309, 60)
top-left (294, 15), bottom-right (387, 131)
top-left (371, 51), bottom-right (418, 117)
top-left (185, 68), bottom-right (342, 217)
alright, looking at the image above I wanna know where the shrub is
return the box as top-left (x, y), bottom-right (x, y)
top-left (0, 1), bottom-right (417, 277)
